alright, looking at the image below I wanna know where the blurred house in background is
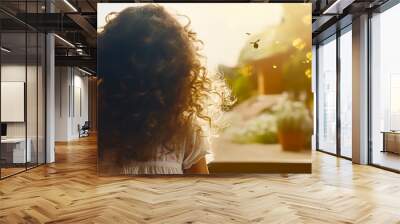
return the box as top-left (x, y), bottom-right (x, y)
top-left (237, 5), bottom-right (311, 96)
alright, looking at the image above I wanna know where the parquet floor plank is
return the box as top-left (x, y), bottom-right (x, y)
top-left (0, 135), bottom-right (399, 223)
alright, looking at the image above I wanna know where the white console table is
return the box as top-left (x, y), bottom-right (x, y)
top-left (1, 138), bottom-right (32, 163)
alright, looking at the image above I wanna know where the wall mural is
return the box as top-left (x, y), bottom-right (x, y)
top-left (97, 3), bottom-right (312, 175)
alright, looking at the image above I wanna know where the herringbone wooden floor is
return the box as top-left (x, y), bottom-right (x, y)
top-left (1, 135), bottom-right (399, 224)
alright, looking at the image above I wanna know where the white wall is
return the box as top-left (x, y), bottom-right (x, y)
top-left (1, 65), bottom-right (37, 138)
top-left (55, 66), bottom-right (70, 141)
top-left (55, 67), bottom-right (89, 141)
top-left (1, 65), bottom-right (26, 140)
top-left (1, 63), bottom-right (46, 164)
top-left (71, 73), bottom-right (89, 138)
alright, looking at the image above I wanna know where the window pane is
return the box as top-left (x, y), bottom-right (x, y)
top-left (317, 36), bottom-right (337, 154)
top-left (371, 4), bottom-right (400, 171)
top-left (339, 29), bottom-right (352, 158)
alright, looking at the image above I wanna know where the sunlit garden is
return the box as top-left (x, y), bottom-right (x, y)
top-left (212, 6), bottom-right (313, 159)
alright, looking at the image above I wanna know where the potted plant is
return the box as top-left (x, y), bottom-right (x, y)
top-left (274, 96), bottom-right (312, 151)
top-left (225, 113), bottom-right (278, 144)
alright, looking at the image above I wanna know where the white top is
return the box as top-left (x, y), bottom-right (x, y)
top-left (121, 131), bottom-right (209, 175)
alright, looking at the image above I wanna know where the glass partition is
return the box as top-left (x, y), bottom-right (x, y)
top-left (0, 1), bottom-right (46, 179)
top-left (1, 31), bottom-right (28, 177)
top-left (371, 4), bottom-right (400, 171)
top-left (339, 27), bottom-right (352, 158)
top-left (317, 35), bottom-right (337, 154)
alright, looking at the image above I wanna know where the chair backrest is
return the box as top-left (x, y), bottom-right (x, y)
top-left (83, 121), bottom-right (90, 129)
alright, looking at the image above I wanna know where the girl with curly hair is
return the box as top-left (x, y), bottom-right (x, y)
top-left (98, 5), bottom-right (231, 175)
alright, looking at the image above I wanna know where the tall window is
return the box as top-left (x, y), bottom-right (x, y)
top-left (317, 36), bottom-right (337, 154)
top-left (339, 27), bottom-right (352, 158)
top-left (371, 3), bottom-right (400, 171)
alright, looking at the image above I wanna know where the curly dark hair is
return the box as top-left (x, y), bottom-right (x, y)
top-left (98, 5), bottom-right (227, 167)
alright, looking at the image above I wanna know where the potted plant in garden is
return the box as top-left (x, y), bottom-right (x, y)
top-left (274, 97), bottom-right (312, 151)
top-left (225, 113), bottom-right (278, 144)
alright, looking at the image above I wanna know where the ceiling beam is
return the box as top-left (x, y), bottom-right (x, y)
top-left (67, 13), bottom-right (96, 39)
top-left (323, 0), bottom-right (356, 14)
top-left (55, 55), bottom-right (96, 71)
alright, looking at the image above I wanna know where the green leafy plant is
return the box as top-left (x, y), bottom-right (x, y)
top-left (273, 95), bottom-right (312, 134)
top-left (282, 51), bottom-right (312, 100)
top-left (222, 65), bottom-right (257, 104)
top-left (225, 113), bottom-right (278, 144)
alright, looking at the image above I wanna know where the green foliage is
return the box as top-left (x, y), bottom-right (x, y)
top-left (223, 94), bottom-right (313, 145)
top-left (225, 113), bottom-right (278, 144)
top-left (273, 96), bottom-right (313, 134)
top-left (282, 51), bottom-right (312, 98)
top-left (223, 65), bottom-right (256, 104)
top-left (231, 75), bottom-right (254, 103)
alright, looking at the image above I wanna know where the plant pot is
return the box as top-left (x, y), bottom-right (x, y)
top-left (278, 131), bottom-right (307, 151)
